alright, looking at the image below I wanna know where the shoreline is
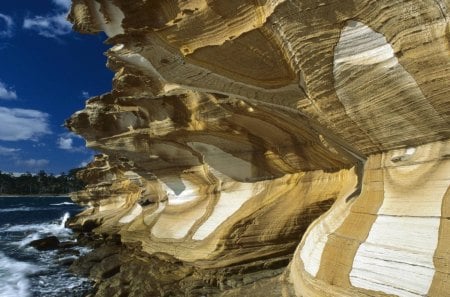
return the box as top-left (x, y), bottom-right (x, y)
top-left (0, 194), bottom-right (71, 198)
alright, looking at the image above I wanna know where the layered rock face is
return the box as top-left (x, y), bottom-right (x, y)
top-left (67, 0), bottom-right (450, 296)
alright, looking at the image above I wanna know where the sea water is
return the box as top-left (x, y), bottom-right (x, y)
top-left (0, 196), bottom-right (92, 297)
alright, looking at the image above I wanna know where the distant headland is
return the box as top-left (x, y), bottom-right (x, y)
top-left (0, 168), bottom-right (85, 195)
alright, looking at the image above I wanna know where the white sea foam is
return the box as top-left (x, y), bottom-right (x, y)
top-left (50, 202), bottom-right (75, 206)
top-left (0, 204), bottom-right (92, 296)
top-left (18, 233), bottom-right (41, 248)
top-left (0, 207), bottom-right (53, 213)
top-left (0, 207), bottom-right (34, 212)
top-left (0, 252), bottom-right (40, 297)
top-left (76, 246), bottom-right (92, 255)
top-left (60, 212), bottom-right (70, 228)
top-left (3, 212), bottom-right (73, 247)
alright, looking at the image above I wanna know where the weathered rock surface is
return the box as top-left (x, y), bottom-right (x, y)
top-left (66, 0), bottom-right (450, 296)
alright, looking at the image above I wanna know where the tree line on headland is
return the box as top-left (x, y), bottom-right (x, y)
top-left (0, 168), bottom-right (85, 195)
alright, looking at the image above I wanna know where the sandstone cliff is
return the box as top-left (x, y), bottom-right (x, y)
top-left (66, 0), bottom-right (450, 296)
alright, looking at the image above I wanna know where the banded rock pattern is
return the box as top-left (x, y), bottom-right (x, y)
top-left (67, 0), bottom-right (450, 296)
top-left (292, 141), bottom-right (450, 297)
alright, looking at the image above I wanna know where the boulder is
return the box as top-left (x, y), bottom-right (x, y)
top-left (29, 236), bottom-right (60, 251)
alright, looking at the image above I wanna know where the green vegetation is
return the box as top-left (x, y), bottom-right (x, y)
top-left (0, 169), bottom-right (85, 195)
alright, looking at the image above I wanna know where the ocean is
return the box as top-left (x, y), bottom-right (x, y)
top-left (0, 196), bottom-right (92, 297)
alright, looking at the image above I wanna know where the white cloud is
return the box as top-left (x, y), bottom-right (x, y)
top-left (16, 158), bottom-right (49, 167)
top-left (0, 107), bottom-right (51, 141)
top-left (0, 13), bottom-right (14, 37)
top-left (23, 13), bottom-right (72, 38)
top-left (57, 132), bottom-right (85, 152)
top-left (81, 91), bottom-right (90, 99)
top-left (0, 81), bottom-right (17, 100)
top-left (0, 145), bottom-right (20, 155)
top-left (52, 0), bottom-right (71, 10)
top-left (57, 136), bottom-right (73, 150)
top-left (22, 0), bottom-right (73, 39)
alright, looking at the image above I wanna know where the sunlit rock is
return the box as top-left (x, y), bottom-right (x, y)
top-left (67, 0), bottom-right (450, 296)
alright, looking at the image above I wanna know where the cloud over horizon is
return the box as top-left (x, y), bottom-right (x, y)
top-left (16, 158), bottom-right (49, 167)
top-left (0, 107), bottom-right (51, 141)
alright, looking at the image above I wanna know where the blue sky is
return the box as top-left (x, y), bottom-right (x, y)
top-left (0, 0), bottom-right (112, 174)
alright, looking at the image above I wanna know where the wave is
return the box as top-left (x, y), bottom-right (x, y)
top-left (0, 207), bottom-right (54, 213)
top-left (0, 252), bottom-right (40, 297)
top-left (60, 212), bottom-right (70, 228)
top-left (50, 202), bottom-right (75, 206)
top-left (1, 213), bottom-right (73, 247)
top-left (0, 210), bottom-right (92, 296)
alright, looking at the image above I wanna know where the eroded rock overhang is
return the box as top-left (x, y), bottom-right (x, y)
top-left (66, 0), bottom-right (450, 296)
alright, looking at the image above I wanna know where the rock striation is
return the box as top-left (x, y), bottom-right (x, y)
top-left (66, 0), bottom-right (450, 296)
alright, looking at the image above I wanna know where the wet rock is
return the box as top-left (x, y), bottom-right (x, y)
top-left (29, 236), bottom-right (60, 251)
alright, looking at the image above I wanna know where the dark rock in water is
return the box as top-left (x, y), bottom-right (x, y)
top-left (29, 236), bottom-right (60, 250)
